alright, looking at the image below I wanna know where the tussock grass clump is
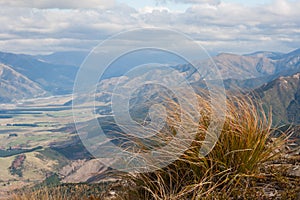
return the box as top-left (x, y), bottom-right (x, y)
top-left (12, 95), bottom-right (292, 200)
top-left (119, 95), bottom-right (287, 199)
top-left (11, 184), bottom-right (106, 200)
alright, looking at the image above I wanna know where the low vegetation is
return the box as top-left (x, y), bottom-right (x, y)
top-left (11, 183), bottom-right (109, 200)
top-left (114, 96), bottom-right (292, 199)
top-left (9, 155), bottom-right (26, 178)
top-left (11, 95), bottom-right (299, 199)
top-left (0, 146), bottom-right (42, 158)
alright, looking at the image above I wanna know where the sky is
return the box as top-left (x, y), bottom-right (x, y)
top-left (0, 0), bottom-right (299, 55)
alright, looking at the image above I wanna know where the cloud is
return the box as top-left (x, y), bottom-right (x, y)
top-left (0, 4), bottom-right (138, 53)
top-left (0, 0), bottom-right (299, 55)
top-left (137, 0), bottom-right (300, 53)
top-left (0, 0), bottom-right (115, 9)
top-left (155, 0), bottom-right (220, 5)
top-left (139, 6), bottom-right (171, 14)
top-left (0, 38), bottom-right (97, 54)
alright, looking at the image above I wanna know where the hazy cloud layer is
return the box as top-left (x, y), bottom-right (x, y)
top-left (0, 0), bottom-right (115, 9)
top-left (155, 0), bottom-right (220, 5)
top-left (0, 0), bottom-right (299, 54)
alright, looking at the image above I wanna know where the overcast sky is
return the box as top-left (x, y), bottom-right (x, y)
top-left (0, 0), bottom-right (299, 55)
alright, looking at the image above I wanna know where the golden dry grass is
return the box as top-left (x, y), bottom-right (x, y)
top-left (116, 95), bottom-right (288, 199)
top-left (12, 95), bottom-right (293, 200)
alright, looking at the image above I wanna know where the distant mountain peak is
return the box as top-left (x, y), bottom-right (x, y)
top-left (291, 72), bottom-right (300, 79)
top-left (244, 51), bottom-right (284, 59)
top-left (287, 48), bottom-right (300, 56)
top-left (0, 51), bottom-right (77, 96)
top-left (0, 63), bottom-right (47, 103)
top-left (216, 52), bottom-right (238, 57)
top-left (255, 72), bottom-right (300, 125)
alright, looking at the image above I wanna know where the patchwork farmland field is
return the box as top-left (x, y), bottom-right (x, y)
top-left (0, 95), bottom-right (87, 198)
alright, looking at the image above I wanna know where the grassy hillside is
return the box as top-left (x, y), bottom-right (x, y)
top-left (0, 64), bottom-right (46, 103)
top-left (10, 96), bottom-right (300, 199)
top-left (0, 51), bottom-right (77, 96)
top-left (254, 73), bottom-right (300, 125)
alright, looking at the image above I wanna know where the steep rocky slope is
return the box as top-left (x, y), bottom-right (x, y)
top-left (254, 73), bottom-right (300, 125)
top-left (0, 63), bottom-right (46, 102)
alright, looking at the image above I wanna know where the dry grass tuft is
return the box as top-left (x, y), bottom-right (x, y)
top-left (12, 95), bottom-right (294, 200)
top-left (116, 95), bottom-right (288, 199)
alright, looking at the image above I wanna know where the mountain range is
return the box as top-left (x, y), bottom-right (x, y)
top-left (254, 73), bottom-right (300, 125)
top-left (0, 48), bottom-right (300, 124)
top-left (0, 63), bottom-right (46, 103)
top-left (0, 51), bottom-right (78, 96)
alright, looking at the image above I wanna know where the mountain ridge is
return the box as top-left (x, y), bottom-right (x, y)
top-left (0, 51), bottom-right (78, 95)
top-left (254, 72), bottom-right (300, 125)
top-left (0, 63), bottom-right (47, 103)
top-left (0, 48), bottom-right (300, 103)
